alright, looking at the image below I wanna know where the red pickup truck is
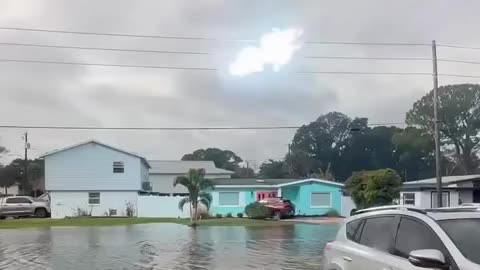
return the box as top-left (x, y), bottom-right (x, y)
top-left (259, 198), bottom-right (296, 219)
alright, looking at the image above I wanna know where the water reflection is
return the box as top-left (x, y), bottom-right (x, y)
top-left (0, 223), bottom-right (338, 270)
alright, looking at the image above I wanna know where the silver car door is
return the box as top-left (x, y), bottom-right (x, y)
top-left (385, 217), bottom-right (458, 270)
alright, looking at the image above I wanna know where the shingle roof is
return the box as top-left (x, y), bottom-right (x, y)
top-left (403, 174), bottom-right (480, 188)
top-left (148, 160), bottom-right (234, 175)
top-left (40, 140), bottom-right (151, 168)
top-left (211, 178), bottom-right (344, 187)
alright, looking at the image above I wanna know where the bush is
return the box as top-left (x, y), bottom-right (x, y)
top-left (324, 209), bottom-right (340, 217)
top-left (226, 212), bottom-right (233, 218)
top-left (237, 213), bottom-right (244, 218)
top-left (199, 212), bottom-right (214, 219)
top-left (345, 168), bottom-right (402, 209)
top-left (215, 213), bottom-right (223, 218)
top-left (245, 202), bottom-right (270, 219)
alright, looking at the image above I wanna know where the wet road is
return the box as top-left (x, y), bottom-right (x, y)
top-left (0, 223), bottom-right (338, 270)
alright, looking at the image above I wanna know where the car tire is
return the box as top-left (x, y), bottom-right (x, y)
top-left (0, 216), bottom-right (5, 220)
top-left (35, 208), bottom-right (48, 218)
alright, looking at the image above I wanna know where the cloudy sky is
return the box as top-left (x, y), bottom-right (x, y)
top-left (0, 0), bottom-right (479, 167)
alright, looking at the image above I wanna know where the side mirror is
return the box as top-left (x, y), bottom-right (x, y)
top-left (408, 249), bottom-right (449, 270)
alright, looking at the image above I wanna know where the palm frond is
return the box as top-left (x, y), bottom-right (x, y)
top-left (173, 176), bottom-right (190, 187)
top-left (178, 197), bottom-right (190, 211)
top-left (199, 178), bottom-right (214, 191)
top-left (199, 192), bottom-right (213, 210)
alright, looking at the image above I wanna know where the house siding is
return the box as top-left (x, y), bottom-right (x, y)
top-left (209, 181), bottom-right (343, 216)
top-left (45, 142), bottom-right (142, 191)
top-left (50, 191), bottom-right (138, 218)
top-left (289, 182), bottom-right (342, 216)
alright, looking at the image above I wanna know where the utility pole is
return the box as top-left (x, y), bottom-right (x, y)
top-left (432, 40), bottom-right (443, 208)
top-left (24, 132), bottom-right (28, 185)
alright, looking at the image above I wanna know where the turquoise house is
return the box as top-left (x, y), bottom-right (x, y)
top-left (209, 178), bottom-right (345, 216)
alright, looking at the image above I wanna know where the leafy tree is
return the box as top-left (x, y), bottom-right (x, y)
top-left (392, 127), bottom-right (435, 180)
top-left (8, 158), bottom-right (44, 196)
top-left (344, 168), bottom-right (402, 209)
top-left (290, 112), bottom-right (369, 179)
top-left (181, 148), bottom-right (243, 173)
top-left (406, 84), bottom-right (480, 174)
top-left (232, 166), bottom-right (255, 178)
top-left (0, 165), bottom-right (18, 194)
top-left (173, 168), bottom-right (214, 226)
top-left (258, 159), bottom-right (289, 178)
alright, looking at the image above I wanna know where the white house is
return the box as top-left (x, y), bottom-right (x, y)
top-left (148, 160), bottom-right (233, 195)
top-left (42, 140), bottom-right (150, 218)
top-left (399, 174), bottom-right (480, 208)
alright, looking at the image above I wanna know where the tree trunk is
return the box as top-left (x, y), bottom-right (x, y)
top-left (4, 186), bottom-right (7, 195)
top-left (189, 201), bottom-right (193, 225)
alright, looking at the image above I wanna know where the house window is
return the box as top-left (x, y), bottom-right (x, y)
top-left (431, 191), bottom-right (450, 208)
top-left (310, 192), bottom-right (331, 207)
top-left (113, 161), bottom-right (124, 173)
top-left (88, 192), bottom-right (100, 204)
top-left (403, 193), bottom-right (415, 205)
top-left (219, 192), bottom-right (240, 206)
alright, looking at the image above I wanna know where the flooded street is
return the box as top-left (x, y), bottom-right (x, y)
top-left (0, 223), bottom-right (338, 270)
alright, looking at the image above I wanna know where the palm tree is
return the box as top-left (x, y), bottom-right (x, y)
top-left (173, 168), bottom-right (214, 226)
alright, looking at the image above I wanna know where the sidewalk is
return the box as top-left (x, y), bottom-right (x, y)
top-left (284, 217), bottom-right (345, 224)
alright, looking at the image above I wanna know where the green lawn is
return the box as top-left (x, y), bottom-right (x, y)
top-left (0, 217), bottom-right (291, 229)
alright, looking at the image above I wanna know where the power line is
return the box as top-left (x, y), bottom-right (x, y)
top-left (0, 58), bottom-right (428, 74)
top-left (0, 42), bottom-right (433, 59)
top-left (2, 58), bottom-right (480, 78)
top-left (0, 123), bottom-right (406, 131)
top-left (0, 26), bottom-right (255, 43)
top-left (297, 70), bottom-right (432, 76)
top-left (0, 59), bottom-right (219, 71)
top-left (438, 59), bottom-right (480, 65)
top-left (0, 26), bottom-right (431, 46)
top-left (304, 56), bottom-right (431, 61)
top-left (437, 44), bottom-right (480, 50)
top-left (0, 42), bottom-right (211, 55)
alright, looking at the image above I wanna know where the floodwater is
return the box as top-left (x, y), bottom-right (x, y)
top-left (0, 223), bottom-right (338, 270)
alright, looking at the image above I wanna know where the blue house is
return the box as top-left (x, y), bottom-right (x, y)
top-left (209, 178), bottom-right (346, 216)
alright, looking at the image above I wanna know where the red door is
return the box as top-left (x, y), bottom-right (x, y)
top-left (256, 191), bottom-right (277, 201)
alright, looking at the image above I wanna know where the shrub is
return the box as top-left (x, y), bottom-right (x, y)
top-left (324, 209), bottom-right (340, 217)
top-left (199, 212), bottom-right (213, 219)
top-left (226, 212), bottom-right (233, 218)
top-left (237, 213), bottom-right (244, 218)
top-left (215, 213), bottom-right (223, 218)
top-left (345, 168), bottom-right (402, 209)
top-left (245, 202), bottom-right (270, 219)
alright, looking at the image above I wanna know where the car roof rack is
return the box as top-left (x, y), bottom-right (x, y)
top-left (354, 205), bottom-right (427, 215)
top-left (426, 206), bottom-right (480, 213)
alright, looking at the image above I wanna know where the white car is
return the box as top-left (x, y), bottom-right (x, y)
top-left (323, 205), bottom-right (480, 270)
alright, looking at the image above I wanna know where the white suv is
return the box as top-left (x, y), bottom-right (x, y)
top-left (323, 206), bottom-right (480, 270)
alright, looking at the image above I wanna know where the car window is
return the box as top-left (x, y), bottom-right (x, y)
top-left (16, 198), bottom-right (31, 204)
top-left (5, 197), bottom-right (31, 204)
top-left (359, 216), bottom-right (397, 252)
top-left (5, 198), bottom-right (20, 204)
top-left (346, 219), bottom-right (364, 242)
top-left (394, 218), bottom-right (449, 261)
top-left (439, 219), bottom-right (480, 265)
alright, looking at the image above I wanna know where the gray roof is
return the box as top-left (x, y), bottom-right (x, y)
top-left (211, 178), bottom-right (298, 186)
top-left (211, 178), bottom-right (344, 187)
top-left (403, 174), bottom-right (480, 188)
top-left (40, 140), bottom-right (151, 168)
top-left (148, 160), bottom-right (234, 175)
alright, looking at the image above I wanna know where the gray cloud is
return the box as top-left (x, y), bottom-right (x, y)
top-left (1, 0), bottom-right (480, 165)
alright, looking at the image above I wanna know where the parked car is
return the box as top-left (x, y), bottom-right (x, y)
top-left (323, 205), bottom-right (480, 270)
top-left (0, 196), bottom-right (51, 219)
top-left (259, 198), bottom-right (295, 219)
